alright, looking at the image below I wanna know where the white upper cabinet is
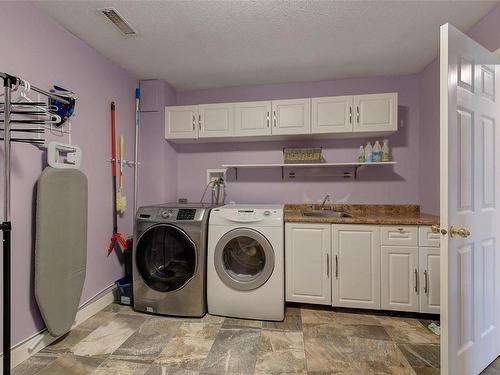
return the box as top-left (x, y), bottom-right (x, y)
top-left (165, 105), bottom-right (198, 139)
top-left (165, 92), bottom-right (398, 142)
top-left (285, 223), bottom-right (332, 305)
top-left (332, 224), bottom-right (381, 309)
top-left (353, 93), bottom-right (398, 132)
top-left (271, 98), bottom-right (311, 135)
top-left (198, 103), bottom-right (234, 138)
top-left (311, 96), bottom-right (353, 134)
top-left (234, 101), bottom-right (272, 136)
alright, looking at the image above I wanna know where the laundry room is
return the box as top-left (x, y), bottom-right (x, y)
top-left (1, 1), bottom-right (500, 375)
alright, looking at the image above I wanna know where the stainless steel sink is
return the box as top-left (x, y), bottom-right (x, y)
top-left (303, 210), bottom-right (353, 218)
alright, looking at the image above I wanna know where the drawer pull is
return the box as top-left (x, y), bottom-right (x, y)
top-left (326, 253), bottom-right (330, 278)
top-left (424, 270), bottom-right (428, 294)
top-left (335, 255), bottom-right (339, 279)
top-left (414, 269), bottom-right (419, 293)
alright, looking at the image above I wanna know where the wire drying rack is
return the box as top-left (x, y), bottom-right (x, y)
top-left (1, 72), bottom-right (74, 375)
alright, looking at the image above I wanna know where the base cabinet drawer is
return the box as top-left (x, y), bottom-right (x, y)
top-left (381, 246), bottom-right (419, 312)
top-left (419, 226), bottom-right (441, 247)
top-left (285, 223), bottom-right (331, 305)
top-left (381, 226), bottom-right (418, 246)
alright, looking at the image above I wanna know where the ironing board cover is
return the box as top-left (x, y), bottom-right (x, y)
top-left (35, 167), bottom-right (88, 336)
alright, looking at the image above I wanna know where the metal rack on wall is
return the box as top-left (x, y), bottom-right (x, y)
top-left (1, 72), bottom-right (72, 375)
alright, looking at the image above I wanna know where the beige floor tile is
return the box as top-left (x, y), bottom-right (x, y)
top-left (255, 331), bottom-right (306, 374)
top-left (93, 358), bottom-right (151, 375)
top-left (376, 316), bottom-right (440, 344)
top-left (37, 354), bottom-right (104, 375)
top-left (72, 314), bottom-right (147, 356)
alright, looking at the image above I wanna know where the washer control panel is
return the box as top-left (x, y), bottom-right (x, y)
top-left (176, 209), bottom-right (197, 220)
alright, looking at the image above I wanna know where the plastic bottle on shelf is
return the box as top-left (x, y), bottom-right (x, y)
top-left (382, 139), bottom-right (390, 162)
top-left (365, 142), bottom-right (373, 163)
top-left (358, 145), bottom-right (365, 163)
top-left (373, 141), bottom-right (382, 162)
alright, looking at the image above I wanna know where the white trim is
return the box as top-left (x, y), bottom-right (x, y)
top-left (0, 287), bottom-right (115, 374)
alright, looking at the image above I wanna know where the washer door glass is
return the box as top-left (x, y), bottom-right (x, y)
top-left (136, 224), bottom-right (196, 292)
top-left (214, 228), bottom-right (275, 291)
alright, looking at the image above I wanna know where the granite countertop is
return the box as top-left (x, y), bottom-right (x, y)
top-left (284, 204), bottom-right (439, 226)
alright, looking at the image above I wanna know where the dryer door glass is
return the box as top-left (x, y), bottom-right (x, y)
top-left (214, 228), bottom-right (275, 291)
top-left (136, 224), bottom-right (196, 292)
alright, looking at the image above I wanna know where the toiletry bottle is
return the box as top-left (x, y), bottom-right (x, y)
top-left (382, 139), bottom-right (390, 162)
top-left (358, 146), bottom-right (365, 163)
top-left (373, 141), bottom-right (382, 162)
top-left (365, 142), bottom-right (373, 163)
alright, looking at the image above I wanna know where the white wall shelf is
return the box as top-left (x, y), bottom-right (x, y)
top-left (221, 161), bottom-right (397, 180)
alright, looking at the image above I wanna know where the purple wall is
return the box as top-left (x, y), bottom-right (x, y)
top-left (0, 2), bottom-right (138, 350)
top-left (417, 3), bottom-right (500, 215)
top-left (138, 80), bottom-right (178, 206)
top-left (175, 75), bottom-right (421, 206)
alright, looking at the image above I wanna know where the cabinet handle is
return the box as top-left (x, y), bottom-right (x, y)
top-left (326, 253), bottom-right (330, 278)
top-left (273, 111), bottom-right (277, 127)
top-left (192, 115), bottom-right (196, 131)
top-left (356, 106), bottom-right (360, 123)
top-left (349, 106), bottom-right (352, 124)
top-left (424, 270), bottom-right (428, 294)
top-left (335, 255), bottom-right (339, 279)
top-left (266, 111), bottom-right (270, 128)
top-left (414, 269), bottom-right (419, 293)
top-left (198, 114), bottom-right (202, 131)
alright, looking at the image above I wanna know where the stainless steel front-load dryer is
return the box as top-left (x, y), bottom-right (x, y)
top-left (133, 203), bottom-right (214, 317)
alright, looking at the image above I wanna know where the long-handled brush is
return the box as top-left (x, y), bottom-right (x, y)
top-left (116, 134), bottom-right (127, 214)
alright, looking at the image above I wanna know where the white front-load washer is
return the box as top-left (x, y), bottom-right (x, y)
top-left (207, 204), bottom-right (284, 321)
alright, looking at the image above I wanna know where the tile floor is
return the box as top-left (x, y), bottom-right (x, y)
top-left (10, 303), bottom-right (497, 375)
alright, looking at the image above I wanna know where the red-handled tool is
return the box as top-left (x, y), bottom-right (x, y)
top-left (107, 101), bottom-right (127, 255)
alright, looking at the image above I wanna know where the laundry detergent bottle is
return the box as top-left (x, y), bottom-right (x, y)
top-left (365, 142), bottom-right (373, 162)
top-left (382, 139), bottom-right (390, 162)
top-left (373, 141), bottom-right (382, 162)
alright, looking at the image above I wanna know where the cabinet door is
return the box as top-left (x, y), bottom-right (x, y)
top-left (353, 93), bottom-right (398, 132)
top-left (285, 223), bottom-right (331, 305)
top-left (165, 105), bottom-right (198, 140)
top-left (311, 96), bottom-right (353, 134)
top-left (332, 225), bottom-right (381, 309)
top-left (234, 101), bottom-right (272, 136)
top-left (381, 246), bottom-right (419, 312)
top-left (419, 247), bottom-right (440, 314)
top-left (199, 103), bottom-right (234, 138)
top-left (271, 99), bottom-right (311, 135)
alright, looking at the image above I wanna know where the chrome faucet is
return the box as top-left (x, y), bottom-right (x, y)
top-left (320, 194), bottom-right (331, 210)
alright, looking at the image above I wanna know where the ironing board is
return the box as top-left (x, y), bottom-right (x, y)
top-left (35, 167), bottom-right (88, 336)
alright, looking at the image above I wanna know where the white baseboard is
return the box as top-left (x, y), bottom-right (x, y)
top-left (0, 288), bottom-right (115, 374)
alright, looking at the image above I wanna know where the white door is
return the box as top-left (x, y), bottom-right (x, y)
top-left (332, 225), bottom-right (381, 309)
top-left (271, 98), bottom-right (311, 135)
top-left (353, 93), bottom-right (397, 133)
top-left (198, 103), bottom-right (234, 138)
top-left (285, 223), bottom-right (331, 305)
top-left (165, 105), bottom-right (198, 139)
top-left (311, 96), bottom-right (353, 134)
top-left (440, 23), bottom-right (500, 375)
top-left (234, 101), bottom-right (272, 136)
top-left (381, 246), bottom-right (419, 312)
top-left (419, 247), bottom-right (440, 314)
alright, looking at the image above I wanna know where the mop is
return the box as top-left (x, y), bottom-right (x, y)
top-left (107, 101), bottom-right (127, 255)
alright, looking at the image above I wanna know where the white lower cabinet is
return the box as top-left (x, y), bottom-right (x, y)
top-left (332, 225), bottom-right (381, 309)
top-left (285, 223), bottom-right (440, 314)
top-left (381, 246), bottom-right (419, 312)
top-left (419, 247), bottom-right (440, 314)
top-left (285, 223), bottom-right (331, 305)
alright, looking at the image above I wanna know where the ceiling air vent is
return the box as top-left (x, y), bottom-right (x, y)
top-left (99, 8), bottom-right (137, 36)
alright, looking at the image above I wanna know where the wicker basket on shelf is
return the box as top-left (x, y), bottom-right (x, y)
top-left (283, 147), bottom-right (324, 164)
